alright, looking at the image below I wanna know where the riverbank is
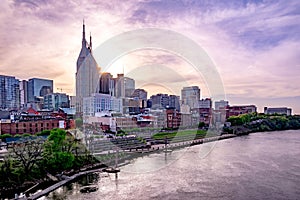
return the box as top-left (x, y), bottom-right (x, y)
top-left (26, 133), bottom-right (235, 200)
top-left (225, 113), bottom-right (300, 135)
top-left (59, 130), bottom-right (300, 200)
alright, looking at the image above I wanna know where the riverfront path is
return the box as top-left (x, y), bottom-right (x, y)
top-left (26, 168), bottom-right (103, 200)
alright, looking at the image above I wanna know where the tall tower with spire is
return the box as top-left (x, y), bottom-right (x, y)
top-left (75, 21), bottom-right (100, 116)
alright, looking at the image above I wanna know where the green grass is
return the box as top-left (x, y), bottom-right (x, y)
top-left (152, 129), bottom-right (206, 140)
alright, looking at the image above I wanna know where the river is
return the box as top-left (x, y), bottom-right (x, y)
top-left (41, 130), bottom-right (300, 200)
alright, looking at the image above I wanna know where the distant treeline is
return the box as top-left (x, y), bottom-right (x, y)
top-left (224, 113), bottom-right (300, 135)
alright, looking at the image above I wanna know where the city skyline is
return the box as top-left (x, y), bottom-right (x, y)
top-left (0, 0), bottom-right (299, 113)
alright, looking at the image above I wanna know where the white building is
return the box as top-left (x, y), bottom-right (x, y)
top-left (114, 74), bottom-right (135, 98)
top-left (181, 86), bottom-right (200, 109)
top-left (264, 107), bottom-right (292, 116)
top-left (83, 93), bottom-right (123, 117)
top-left (215, 100), bottom-right (229, 110)
top-left (198, 98), bottom-right (212, 108)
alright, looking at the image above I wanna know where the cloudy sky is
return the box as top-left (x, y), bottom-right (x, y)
top-left (0, 0), bottom-right (299, 113)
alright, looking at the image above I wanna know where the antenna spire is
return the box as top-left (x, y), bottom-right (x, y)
top-left (82, 19), bottom-right (86, 47)
top-left (90, 32), bottom-right (92, 51)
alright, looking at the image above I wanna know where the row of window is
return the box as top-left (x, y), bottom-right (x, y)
top-left (15, 128), bottom-right (45, 133)
top-left (15, 122), bottom-right (58, 128)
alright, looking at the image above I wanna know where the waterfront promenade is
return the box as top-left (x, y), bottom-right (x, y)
top-left (22, 134), bottom-right (235, 200)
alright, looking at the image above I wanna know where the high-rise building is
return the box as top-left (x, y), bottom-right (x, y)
top-left (83, 93), bottom-right (113, 116)
top-left (169, 95), bottom-right (180, 111)
top-left (19, 80), bottom-right (28, 108)
top-left (198, 98), bottom-right (212, 109)
top-left (27, 78), bottom-right (53, 102)
top-left (181, 86), bottom-right (200, 109)
top-left (43, 93), bottom-right (70, 111)
top-left (0, 75), bottom-right (20, 110)
top-left (150, 93), bottom-right (169, 109)
top-left (76, 21), bottom-right (100, 116)
top-left (149, 94), bottom-right (180, 110)
top-left (131, 89), bottom-right (147, 101)
top-left (99, 72), bottom-right (114, 96)
top-left (114, 74), bottom-right (135, 98)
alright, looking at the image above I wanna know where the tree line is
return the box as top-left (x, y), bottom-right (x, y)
top-left (0, 128), bottom-right (95, 197)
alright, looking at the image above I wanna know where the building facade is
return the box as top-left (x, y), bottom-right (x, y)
top-left (0, 119), bottom-right (64, 135)
top-left (76, 22), bottom-right (100, 116)
top-left (114, 74), bottom-right (135, 98)
top-left (227, 105), bottom-right (257, 118)
top-left (0, 75), bottom-right (20, 110)
top-left (43, 93), bottom-right (70, 111)
top-left (27, 78), bottom-right (53, 103)
top-left (131, 89), bottom-right (147, 101)
top-left (215, 100), bottom-right (229, 110)
top-left (99, 72), bottom-right (114, 96)
top-left (19, 80), bottom-right (28, 108)
top-left (181, 86), bottom-right (200, 109)
top-left (264, 107), bottom-right (292, 115)
top-left (83, 93), bottom-right (113, 117)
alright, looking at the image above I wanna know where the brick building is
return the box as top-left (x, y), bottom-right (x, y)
top-left (0, 119), bottom-right (64, 135)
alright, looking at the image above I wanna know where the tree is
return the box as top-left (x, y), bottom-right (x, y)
top-left (198, 122), bottom-right (206, 129)
top-left (42, 129), bottom-right (76, 173)
top-left (9, 138), bottom-right (44, 176)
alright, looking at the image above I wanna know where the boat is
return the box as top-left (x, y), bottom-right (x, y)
top-left (80, 185), bottom-right (98, 193)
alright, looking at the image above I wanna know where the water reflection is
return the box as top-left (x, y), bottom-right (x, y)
top-left (45, 130), bottom-right (300, 200)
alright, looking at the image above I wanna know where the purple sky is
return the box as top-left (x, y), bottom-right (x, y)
top-left (0, 0), bottom-right (299, 113)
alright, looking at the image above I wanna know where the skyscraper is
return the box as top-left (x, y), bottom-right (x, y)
top-left (19, 80), bottom-right (28, 108)
top-left (181, 86), bottom-right (200, 109)
top-left (43, 93), bottom-right (70, 111)
top-left (114, 74), bottom-right (135, 98)
top-left (0, 75), bottom-right (20, 110)
top-left (131, 89), bottom-right (147, 101)
top-left (99, 72), bottom-right (114, 96)
top-left (76, 21), bottom-right (100, 116)
top-left (27, 78), bottom-right (53, 102)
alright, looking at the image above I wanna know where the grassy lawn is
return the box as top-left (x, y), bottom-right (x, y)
top-left (152, 129), bottom-right (206, 140)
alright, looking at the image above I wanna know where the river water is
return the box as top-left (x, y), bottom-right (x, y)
top-left (42, 130), bottom-right (300, 200)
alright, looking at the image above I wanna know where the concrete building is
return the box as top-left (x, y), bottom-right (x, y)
top-left (169, 95), bottom-right (180, 111)
top-left (181, 86), bottom-right (200, 109)
top-left (215, 100), bottom-right (229, 110)
top-left (114, 74), bottom-right (135, 98)
top-left (27, 78), bottom-right (53, 103)
top-left (19, 80), bottom-right (28, 108)
top-left (149, 109), bottom-right (165, 128)
top-left (83, 93), bottom-right (113, 117)
top-left (116, 116), bottom-right (138, 129)
top-left (0, 75), bottom-right (20, 110)
top-left (131, 89), bottom-right (147, 101)
top-left (75, 22), bottom-right (100, 116)
top-left (43, 93), bottom-right (70, 111)
top-left (99, 72), bottom-right (114, 96)
top-left (264, 107), bottom-right (292, 115)
top-left (227, 105), bottom-right (257, 118)
top-left (150, 94), bottom-right (180, 110)
top-left (198, 98), bottom-right (212, 109)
